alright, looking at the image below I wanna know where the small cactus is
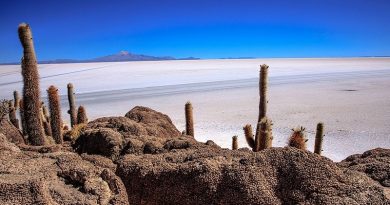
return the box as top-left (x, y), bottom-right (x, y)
top-left (288, 126), bottom-right (307, 150)
top-left (232, 135), bottom-right (238, 150)
top-left (18, 23), bottom-right (46, 145)
top-left (77, 106), bottom-right (88, 124)
top-left (259, 117), bottom-right (273, 151)
top-left (40, 103), bottom-right (52, 136)
top-left (47, 85), bottom-right (62, 144)
top-left (19, 99), bottom-right (27, 136)
top-left (8, 101), bottom-right (20, 129)
top-left (13, 90), bottom-right (20, 110)
top-left (314, 122), bottom-right (324, 155)
top-left (243, 124), bottom-right (255, 150)
top-left (185, 102), bottom-right (194, 137)
top-left (67, 83), bottom-right (77, 128)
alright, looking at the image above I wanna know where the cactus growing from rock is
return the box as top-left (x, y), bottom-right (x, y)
top-left (77, 106), bottom-right (88, 124)
top-left (288, 126), bottom-right (307, 150)
top-left (18, 23), bottom-right (46, 145)
top-left (314, 122), bottom-right (324, 155)
top-left (185, 102), bottom-right (194, 137)
top-left (13, 91), bottom-right (20, 110)
top-left (8, 101), bottom-right (20, 129)
top-left (47, 85), bottom-right (62, 144)
top-left (232, 135), bottom-right (238, 150)
top-left (259, 117), bottom-right (273, 151)
top-left (254, 64), bottom-right (269, 147)
top-left (19, 99), bottom-right (27, 136)
top-left (243, 124), bottom-right (255, 151)
top-left (67, 83), bottom-right (77, 128)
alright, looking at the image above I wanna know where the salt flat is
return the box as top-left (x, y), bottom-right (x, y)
top-left (1, 58), bottom-right (390, 161)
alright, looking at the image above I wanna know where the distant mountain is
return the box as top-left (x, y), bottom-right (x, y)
top-left (0, 51), bottom-right (200, 65)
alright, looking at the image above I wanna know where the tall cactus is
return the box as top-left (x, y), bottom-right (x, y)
top-left (8, 101), bottom-right (19, 129)
top-left (259, 117), bottom-right (273, 151)
top-left (254, 64), bottom-right (269, 148)
top-left (314, 122), bottom-right (324, 155)
top-left (67, 83), bottom-right (77, 128)
top-left (232, 135), bottom-right (238, 150)
top-left (47, 85), bottom-right (62, 144)
top-left (185, 102), bottom-right (194, 137)
top-left (18, 23), bottom-right (46, 145)
top-left (77, 105), bottom-right (88, 124)
top-left (13, 90), bottom-right (20, 110)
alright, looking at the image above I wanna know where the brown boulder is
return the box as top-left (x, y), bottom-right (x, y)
top-left (116, 145), bottom-right (389, 204)
top-left (0, 119), bottom-right (24, 144)
top-left (339, 148), bottom-right (390, 187)
top-left (0, 143), bottom-right (129, 205)
top-left (125, 106), bottom-right (181, 138)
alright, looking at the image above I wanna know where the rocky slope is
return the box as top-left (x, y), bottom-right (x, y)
top-left (0, 106), bottom-right (389, 204)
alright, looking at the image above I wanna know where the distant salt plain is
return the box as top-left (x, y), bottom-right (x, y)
top-left (1, 58), bottom-right (390, 161)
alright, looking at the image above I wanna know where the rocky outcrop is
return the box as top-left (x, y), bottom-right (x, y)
top-left (1, 106), bottom-right (389, 204)
top-left (116, 145), bottom-right (389, 204)
top-left (0, 140), bottom-right (128, 204)
top-left (339, 148), bottom-right (390, 187)
top-left (0, 119), bottom-right (24, 145)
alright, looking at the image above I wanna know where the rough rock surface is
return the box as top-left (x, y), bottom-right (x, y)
top-left (0, 139), bottom-right (129, 205)
top-left (0, 119), bottom-right (24, 145)
top-left (1, 106), bottom-right (390, 204)
top-left (339, 148), bottom-right (390, 187)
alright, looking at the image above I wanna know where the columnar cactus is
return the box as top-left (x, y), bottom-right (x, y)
top-left (19, 99), bottom-right (27, 136)
top-left (18, 23), bottom-right (46, 145)
top-left (259, 117), bottom-right (273, 151)
top-left (77, 106), bottom-right (88, 124)
top-left (8, 101), bottom-right (19, 129)
top-left (67, 83), bottom-right (77, 128)
top-left (288, 126), bottom-right (307, 150)
top-left (40, 104), bottom-right (52, 136)
top-left (185, 102), bottom-right (194, 137)
top-left (232, 135), bottom-right (238, 150)
top-left (243, 124), bottom-right (255, 150)
top-left (13, 90), bottom-right (20, 110)
top-left (254, 64), bottom-right (269, 147)
top-left (47, 85), bottom-right (62, 144)
top-left (314, 122), bottom-right (324, 155)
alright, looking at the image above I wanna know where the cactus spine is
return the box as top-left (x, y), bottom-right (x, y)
top-left (314, 122), bottom-right (324, 155)
top-left (67, 83), bottom-right (77, 128)
top-left (13, 91), bottom-right (20, 110)
top-left (232, 135), bottom-right (238, 150)
top-left (47, 85), bottom-right (62, 144)
top-left (8, 101), bottom-right (19, 129)
top-left (18, 23), bottom-right (46, 145)
top-left (77, 106), bottom-right (88, 124)
top-left (185, 102), bottom-right (194, 137)
top-left (259, 117), bottom-right (273, 151)
top-left (288, 126), bottom-right (307, 150)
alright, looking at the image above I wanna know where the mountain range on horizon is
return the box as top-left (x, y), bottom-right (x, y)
top-left (0, 51), bottom-right (200, 65)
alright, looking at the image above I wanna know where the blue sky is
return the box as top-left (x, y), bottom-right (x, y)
top-left (0, 0), bottom-right (389, 63)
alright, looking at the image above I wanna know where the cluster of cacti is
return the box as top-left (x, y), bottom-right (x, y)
top-left (232, 135), bottom-right (238, 150)
top-left (243, 64), bottom-right (273, 152)
top-left (185, 102), bottom-right (194, 137)
top-left (47, 85), bottom-right (63, 144)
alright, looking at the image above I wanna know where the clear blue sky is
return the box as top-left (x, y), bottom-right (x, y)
top-left (1, 0), bottom-right (390, 63)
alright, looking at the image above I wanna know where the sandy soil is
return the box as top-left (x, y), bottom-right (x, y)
top-left (0, 58), bottom-right (389, 161)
